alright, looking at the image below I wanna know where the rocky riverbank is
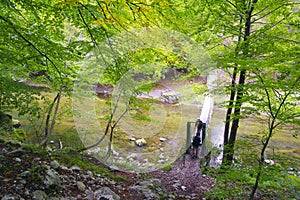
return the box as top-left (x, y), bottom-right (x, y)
top-left (0, 139), bottom-right (214, 200)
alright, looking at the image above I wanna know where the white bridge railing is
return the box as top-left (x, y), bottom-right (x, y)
top-left (199, 70), bottom-right (223, 167)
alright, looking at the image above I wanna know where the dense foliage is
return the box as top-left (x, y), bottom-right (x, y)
top-left (0, 0), bottom-right (299, 199)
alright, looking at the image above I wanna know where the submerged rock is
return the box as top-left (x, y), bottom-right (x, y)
top-left (135, 138), bottom-right (147, 147)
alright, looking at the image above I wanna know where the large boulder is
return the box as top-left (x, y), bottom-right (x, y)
top-left (44, 169), bottom-right (61, 189)
top-left (161, 91), bottom-right (180, 104)
top-left (129, 178), bottom-right (167, 200)
top-left (32, 190), bottom-right (48, 200)
top-left (86, 187), bottom-right (120, 200)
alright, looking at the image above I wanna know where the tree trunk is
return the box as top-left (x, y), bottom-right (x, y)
top-left (226, 69), bottom-right (246, 162)
top-left (250, 124), bottom-right (274, 199)
top-left (223, 67), bottom-right (237, 145)
top-left (222, 0), bottom-right (258, 165)
top-left (222, 67), bottom-right (237, 165)
top-left (40, 92), bottom-right (61, 147)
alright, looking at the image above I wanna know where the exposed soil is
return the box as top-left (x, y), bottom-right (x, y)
top-left (150, 154), bottom-right (215, 199)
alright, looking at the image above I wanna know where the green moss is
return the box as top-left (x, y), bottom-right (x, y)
top-left (161, 163), bottom-right (172, 171)
top-left (52, 150), bottom-right (116, 178)
top-left (48, 132), bottom-right (84, 150)
top-left (23, 143), bottom-right (48, 155)
top-left (114, 175), bottom-right (128, 182)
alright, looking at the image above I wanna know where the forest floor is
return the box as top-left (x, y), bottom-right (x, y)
top-left (150, 153), bottom-right (215, 199)
top-left (111, 151), bottom-right (215, 199)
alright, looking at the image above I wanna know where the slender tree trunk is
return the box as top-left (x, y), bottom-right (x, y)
top-left (78, 93), bottom-right (128, 152)
top-left (226, 69), bottom-right (246, 162)
top-left (250, 76), bottom-right (297, 198)
top-left (222, 16), bottom-right (243, 166)
top-left (223, 67), bottom-right (237, 145)
top-left (222, 0), bottom-right (258, 165)
top-left (49, 93), bottom-right (61, 136)
top-left (250, 123), bottom-right (274, 199)
top-left (222, 67), bottom-right (237, 165)
top-left (105, 125), bottom-right (115, 160)
top-left (40, 92), bottom-right (61, 147)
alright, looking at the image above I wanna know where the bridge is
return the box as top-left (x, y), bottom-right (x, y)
top-left (186, 69), bottom-right (224, 167)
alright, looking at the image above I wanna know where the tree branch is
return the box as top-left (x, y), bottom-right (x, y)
top-left (77, 7), bottom-right (97, 48)
top-left (0, 15), bottom-right (64, 84)
top-left (251, 3), bottom-right (291, 23)
top-left (257, 73), bottom-right (275, 119)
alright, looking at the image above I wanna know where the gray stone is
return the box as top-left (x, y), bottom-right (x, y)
top-left (86, 187), bottom-right (120, 200)
top-left (129, 178), bottom-right (166, 200)
top-left (159, 153), bottom-right (164, 159)
top-left (61, 166), bottom-right (69, 171)
top-left (50, 160), bottom-right (60, 169)
top-left (70, 165), bottom-right (81, 171)
top-left (158, 160), bottom-right (165, 164)
top-left (32, 190), bottom-right (48, 200)
top-left (76, 181), bottom-right (86, 192)
top-left (86, 170), bottom-right (93, 177)
top-left (15, 183), bottom-right (25, 190)
top-left (135, 138), bottom-right (147, 146)
top-left (108, 180), bottom-right (116, 185)
top-left (61, 174), bottom-right (71, 183)
top-left (24, 190), bottom-right (30, 196)
top-left (112, 150), bottom-right (119, 156)
top-left (1, 194), bottom-right (19, 200)
top-left (126, 153), bottom-right (137, 160)
top-left (44, 169), bottom-right (61, 188)
top-left (48, 198), bottom-right (59, 200)
top-left (21, 171), bottom-right (31, 177)
top-left (109, 165), bottom-right (120, 172)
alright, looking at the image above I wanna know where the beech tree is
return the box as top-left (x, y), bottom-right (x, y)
top-left (191, 0), bottom-right (300, 165)
top-left (0, 0), bottom-right (187, 147)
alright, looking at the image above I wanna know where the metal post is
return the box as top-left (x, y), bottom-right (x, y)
top-left (200, 123), bottom-right (207, 158)
top-left (186, 122), bottom-right (191, 154)
top-left (202, 123), bottom-right (206, 143)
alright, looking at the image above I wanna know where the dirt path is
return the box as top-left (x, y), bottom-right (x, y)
top-left (151, 152), bottom-right (214, 199)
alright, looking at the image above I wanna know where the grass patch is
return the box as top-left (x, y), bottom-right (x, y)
top-left (161, 163), bottom-right (172, 171)
top-left (52, 150), bottom-right (112, 177)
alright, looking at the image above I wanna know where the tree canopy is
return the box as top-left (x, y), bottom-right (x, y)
top-left (0, 0), bottom-right (299, 198)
